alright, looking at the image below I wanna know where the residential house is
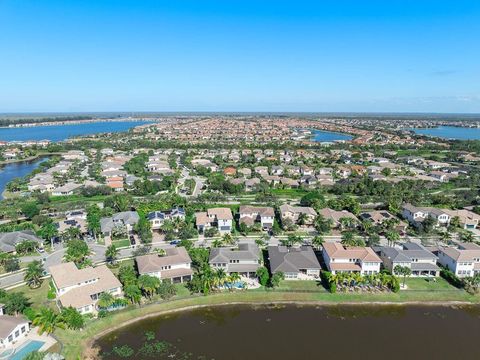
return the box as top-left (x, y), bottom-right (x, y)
top-left (239, 206), bottom-right (275, 230)
top-left (52, 182), bottom-right (82, 196)
top-left (136, 247), bottom-right (193, 283)
top-left (100, 211), bottom-right (140, 238)
top-left (195, 208), bottom-right (233, 234)
top-left (359, 210), bottom-right (407, 233)
top-left (279, 204), bottom-right (317, 225)
top-left (147, 207), bottom-right (186, 230)
top-left (401, 204), bottom-right (450, 228)
top-left (444, 209), bottom-right (480, 230)
top-left (49, 262), bottom-right (123, 314)
top-left (437, 243), bottom-right (480, 278)
top-left (375, 242), bottom-right (440, 277)
top-left (318, 208), bottom-right (358, 228)
top-left (0, 305), bottom-right (30, 349)
top-left (268, 245), bottom-right (321, 280)
top-left (209, 243), bottom-right (261, 277)
top-left (322, 242), bottom-right (382, 275)
top-left (0, 231), bottom-right (43, 254)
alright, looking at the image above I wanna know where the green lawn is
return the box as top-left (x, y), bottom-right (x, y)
top-left (276, 280), bottom-right (326, 292)
top-left (403, 277), bottom-right (458, 291)
top-left (112, 239), bottom-right (131, 248)
top-left (11, 281), bottom-right (56, 310)
top-left (271, 188), bottom-right (308, 197)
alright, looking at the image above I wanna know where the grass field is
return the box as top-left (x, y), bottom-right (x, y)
top-left (11, 281), bottom-right (56, 310)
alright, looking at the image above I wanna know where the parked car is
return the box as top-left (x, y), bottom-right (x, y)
top-left (170, 240), bottom-right (181, 246)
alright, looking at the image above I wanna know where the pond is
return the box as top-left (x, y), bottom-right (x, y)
top-left (0, 157), bottom-right (48, 199)
top-left (95, 304), bottom-right (480, 360)
top-left (0, 120), bottom-right (153, 142)
top-left (411, 126), bottom-right (480, 140)
top-left (312, 129), bottom-right (352, 142)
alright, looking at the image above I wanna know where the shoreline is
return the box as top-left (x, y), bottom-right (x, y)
top-left (84, 297), bottom-right (479, 357)
top-left (0, 118), bottom-right (156, 129)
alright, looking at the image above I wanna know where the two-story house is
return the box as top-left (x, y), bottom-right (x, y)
top-left (437, 243), bottom-right (480, 278)
top-left (238, 206), bottom-right (275, 231)
top-left (322, 242), bottom-right (382, 275)
top-left (279, 204), bottom-right (317, 225)
top-left (100, 211), bottom-right (140, 238)
top-left (49, 262), bottom-right (123, 314)
top-left (136, 247), bottom-right (193, 283)
top-left (209, 243), bottom-right (261, 277)
top-left (147, 207), bottom-right (186, 231)
top-left (195, 208), bottom-right (233, 234)
top-left (375, 242), bottom-right (440, 277)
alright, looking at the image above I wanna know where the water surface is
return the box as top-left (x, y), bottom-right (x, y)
top-left (0, 157), bottom-right (47, 199)
top-left (411, 126), bottom-right (480, 140)
top-left (0, 121), bottom-right (152, 142)
top-left (96, 304), bottom-right (480, 360)
top-left (313, 129), bottom-right (352, 142)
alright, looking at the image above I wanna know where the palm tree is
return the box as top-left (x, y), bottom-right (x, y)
top-left (339, 217), bottom-right (354, 230)
top-left (214, 268), bottom-right (227, 289)
top-left (311, 235), bottom-right (324, 250)
top-left (297, 212), bottom-right (308, 226)
top-left (105, 244), bottom-right (119, 265)
top-left (394, 265), bottom-right (411, 287)
top-left (24, 260), bottom-right (44, 289)
top-left (212, 238), bottom-right (224, 248)
top-left (138, 275), bottom-right (160, 299)
top-left (385, 230), bottom-right (400, 247)
top-left (227, 272), bottom-right (241, 291)
top-left (97, 292), bottom-right (115, 309)
top-left (33, 308), bottom-right (65, 335)
top-left (124, 284), bottom-right (142, 304)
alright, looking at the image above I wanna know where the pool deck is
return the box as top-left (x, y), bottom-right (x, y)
top-left (1, 327), bottom-right (57, 359)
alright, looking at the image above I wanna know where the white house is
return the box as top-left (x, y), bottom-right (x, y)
top-left (0, 305), bottom-right (30, 349)
top-left (322, 242), bottom-right (382, 275)
top-left (49, 262), bottom-right (123, 314)
top-left (238, 206), bottom-right (275, 230)
top-left (209, 243), bottom-right (261, 277)
top-left (437, 243), bottom-right (480, 278)
top-left (195, 208), bottom-right (233, 234)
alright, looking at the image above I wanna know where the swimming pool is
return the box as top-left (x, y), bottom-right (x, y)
top-left (9, 340), bottom-right (45, 360)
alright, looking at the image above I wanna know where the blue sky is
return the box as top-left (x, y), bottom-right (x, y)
top-left (0, 0), bottom-right (479, 113)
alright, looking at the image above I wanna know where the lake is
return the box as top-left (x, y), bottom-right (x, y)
top-left (0, 157), bottom-right (47, 199)
top-left (0, 121), bottom-right (153, 142)
top-left (312, 129), bottom-right (352, 142)
top-left (411, 126), bottom-right (480, 140)
top-left (95, 304), bottom-right (480, 360)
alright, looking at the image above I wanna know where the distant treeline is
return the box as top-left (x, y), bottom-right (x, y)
top-left (0, 116), bottom-right (95, 126)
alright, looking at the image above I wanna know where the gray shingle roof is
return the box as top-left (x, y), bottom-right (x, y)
top-left (268, 246), bottom-right (321, 273)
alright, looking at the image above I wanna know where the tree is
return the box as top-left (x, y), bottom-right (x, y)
top-left (97, 292), bottom-right (115, 309)
top-left (33, 307), bottom-right (65, 335)
top-left (24, 260), bottom-right (44, 289)
top-left (204, 227), bottom-right (219, 238)
top-left (459, 230), bottom-right (475, 243)
top-left (4, 257), bottom-right (20, 272)
top-left (3, 292), bottom-right (31, 315)
top-left (297, 212), bottom-right (308, 226)
top-left (86, 204), bottom-right (101, 240)
top-left (135, 217), bottom-right (152, 244)
top-left (227, 272), bottom-right (241, 291)
top-left (21, 202), bottom-right (40, 219)
top-left (61, 307), bottom-right (84, 330)
top-left (270, 272), bottom-right (284, 288)
top-left (138, 275), bottom-right (160, 299)
top-left (16, 240), bottom-right (40, 255)
top-left (393, 265), bottom-right (412, 287)
top-left (385, 230), bottom-right (400, 246)
top-left (280, 235), bottom-right (303, 247)
top-left (157, 280), bottom-right (177, 300)
top-left (65, 240), bottom-right (90, 266)
top-left (124, 284), bottom-right (142, 304)
top-left (105, 244), bottom-right (119, 265)
top-left (38, 222), bottom-right (58, 250)
top-left (341, 231), bottom-right (363, 247)
top-left (256, 266), bottom-right (269, 286)
top-left (366, 233), bottom-right (381, 247)
top-left (314, 215), bottom-right (333, 234)
top-left (311, 235), bottom-right (324, 249)
top-left (118, 265), bottom-right (138, 286)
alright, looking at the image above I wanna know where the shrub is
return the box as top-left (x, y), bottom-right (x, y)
top-left (320, 270), bottom-right (336, 293)
top-left (440, 268), bottom-right (463, 289)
